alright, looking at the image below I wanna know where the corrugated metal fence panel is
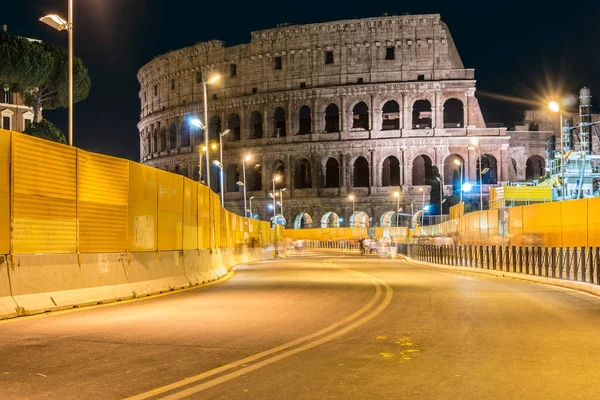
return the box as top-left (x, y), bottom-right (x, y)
top-left (12, 133), bottom-right (77, 254)
top-left (0, 130), bottom-right (10, 254)
top-left (157, 170), bottom-right (184, 251)
top-left (197, 185), bottom-right (210, 249)
top-left (127, 162), bottom-right (158, 252)
top-left (561, 199), bottom-right (588, 247)
top-left (210, 191), bottom-right (221, 248)
top-left (587, 197), bottom-right (600, 247)
top-left (78, 150), bottom-right (128, 253)
top-left (508, 206), bottom-right (524, 246)
top-left (182, 178), bottom-right (198, 250)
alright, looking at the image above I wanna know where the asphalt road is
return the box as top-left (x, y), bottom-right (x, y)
top-left (2, 251), bottom-right (600, 399)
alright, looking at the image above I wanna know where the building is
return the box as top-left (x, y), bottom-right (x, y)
top-left (1, 89), bottom-right (36, 133)
top-left (137, 14), bottom-right (550, 228)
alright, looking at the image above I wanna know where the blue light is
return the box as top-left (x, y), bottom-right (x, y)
top-left (267, 204), bottom-right (274, 210)
top-left (462, 182), bottom-right (472, 192)
top-left (423, 205), bottom-right (430, 211)
top-left (339, 218), bottom-right (344, 223)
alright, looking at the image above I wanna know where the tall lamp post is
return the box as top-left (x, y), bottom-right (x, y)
top-left (272, 175), bottom-right (281, 216)
top-left (278, 187), bottom-right (286, 216)
top-left (217, 129), bottom-right (230, 207)
top-left (393, 191), bottom-right (400, 227)
top-left (549, 100), bottom-right (565, 201)
top-left (454, 159), bottom-right (463, 203)
top-left (202, 75), bottom-right (220, 188)
top-left (348, 194), bottom-right (355, 214)
top-left (248, 196), bottom-right (254, 218)
top-left (436, 176), bottom-right (443, 215)
top-left (471, 138), bottom-right (483, 210)
top-left (241, 154), bottom-right (252, 217)
top-left (40, 2), bottom-right (73, 146)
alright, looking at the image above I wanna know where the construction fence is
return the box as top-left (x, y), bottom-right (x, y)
top-left (0, 129), bottom-right (281, 256)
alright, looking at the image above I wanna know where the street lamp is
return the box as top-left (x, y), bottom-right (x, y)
top-left (471, 137), bottom-right (483, 210)
top-left (419, 187), bottom-right (426, 226)
top-left (272, 175), bottom-right (281, 215)
top-left (40, 2), bottom-right (73, 146)
top-left (242, 154), bottom-right (252, 217)
top-left (348, 194), bottom-right (355, 214)
top-left (549, 100), bottom-right (565, 201)
top-left (279, 187), bottom-right (286, 216)
top-left (218, 129), bottom-right (230, 207)
top-left (435, 176), bottom-right (443, 215)
top-left (202, 74), bottom-right (220, 188)
top-left (393, 191), bottom-right (400, 227)
top-left (249, 196), bottom-right (254, 218)
top-left (454, 159), bottom-right (463, 203)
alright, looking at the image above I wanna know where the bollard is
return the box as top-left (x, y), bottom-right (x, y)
top-left (524, 247), bottom-right (530, 275)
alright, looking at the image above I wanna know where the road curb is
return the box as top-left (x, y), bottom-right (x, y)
top-left (402, 255), bottom-right (600, 298)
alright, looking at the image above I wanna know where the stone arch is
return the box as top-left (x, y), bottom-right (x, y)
top-left (379, 211), bottom-right (399, 227)
top-left (226, 164), bottom-right (240, 192)
top-left (382, 156), bottom-right (400, 186)
top-left (248, 161), bottom-right (262, 191)
top-left (298, 105), bottom-right (311, 135)
top-left (273, 159), bottom-right (286, 189)
top-left (412, 99), bottom-right (432, 129)
top-left (526, 155), bottom-right (545, 180)
top-left (209, 116), bottom-right (221, 141)
top-left (443, 98), bottom-right (464, 128)
top-left (227, 113), bottom-right (241, 142)
top-left (511, 158), bottom-right (518, 178)
top-left (350, 211), bottom-right (369, 228)
top-left (325, 157), bottom-right (340, 188)
top-left (168, 123), bottom-right (177, 151)
top-left (294, 212), bottom-right (313, 229)
top-left (250, 111), bottom-right (263, 139)
top-left (382, 100), bottom-right (400, 130)
top-left (180, 167), bottom-right (188, 178)
top-left (321, 212), bottom-right (340, 228)
top-left (325, 103), bottom-right (340, 133)
top-left (412, 154), bottom-right (434, 186)
top-left (353, 156), bottom-right (370, 187)
top-left (294, 158), bottom-right (312, 189)
top-left (443, 154), bottom-right (465, 188)
top-left (174, 164), bottom-right (181, 175)
top-left (273, 107), bottom-right (286, 137)
top-left (352, 102), bottom-right (369, 130)
top-left (180, 121), bottom-right (191, 147)
top-left (152, 128), bottom-right (158, 154)
top-left (193, 166), bottom-right (200, 182)
top-left (159, 126), bottom-right (167, 152)
top-left (477, 154), bottom-right (498, 184)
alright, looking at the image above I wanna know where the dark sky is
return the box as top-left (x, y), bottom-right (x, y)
top-left (4, 1), bottom-right (600, 161)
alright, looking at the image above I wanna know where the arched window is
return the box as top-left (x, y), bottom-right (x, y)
top-left (180, 121), bottom-right (190, 147)
top-left (193, 166), bottom-right (200, 182)
top-left (511, 158), bottom-right (518, 178)
top-left (325, 104), bottom-right (339, 133)
top-left (325, 158), bottom-right (340, 188)
top-left (226, 164), bottom-right (241, 192)
top-left (174, 165), bottom-right (180, 175)
top-left (443, 99), bottom-right (464, 128)
top-left (209, 116), bottom-right (221, 141)
top-left (273, 160), bottom-right (286, 189)
top-left (412, 100), bottom-right (432, 129)
top-left (353, 156), bottom-right (370, 187)
top-left (227, 113), bottom-right (241, 142)
top-left (152, 129), bottom-right (158, 154)
top-left (352, 102), bottom-right (369, 130)
top-left (191, 122), bottom-right (202, 146)
top-left (382, 100), bottom-right (400, 130)
top-left (274, 107), bottom-right (286, 137)
top-left (294, 158), bottom-right (312, 189)
top-left (526, 155), bottom-right (545, 180)
top-left (382, 156), bottom-right (400, 186)
top-left (180, 168), bottom-right (188, 178)
top-left (248, 161), bottom-right (262, 191)
top-left (298, 105), bottom-right (311, 135)
top-left (168, 123), bottom-right (177, 150)
top-left (443, 154), bottom-right (465, 190)
top-left (477, 154), bottom-right (498, 184)
top-left (294, 212), bottom-right (313, 229)
top-left (412, 155), bottom-right (434, 186)
top-left (159, 126), bottom-right (167, 152)
top-left (321, 212), bottom-right (340, 228)
top-left (250, 111), bottom-right (263, 139)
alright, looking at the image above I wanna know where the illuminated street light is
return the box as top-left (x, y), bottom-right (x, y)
top-left (242, 154), bottom-right (252, 217)
top-left (218, 129), bottom-right (230, 207)
top-left (470, 137), bottom-right (484, 210)
top-left (272, 175), bottom-right (281, 215)
top-left (40, 2), bottom-right (73, 146)
top-left (462, 182), bottom-right (473, 192)
top-left (202, 74), bottom-right (221, 188)
top-left (348, 194), bottom-right (355, 214)
top-left (249, 196), bottom-right (254, 218)
top-left (549, 100), bottom-right (565, 201)
top-left (393, 191), bottom-right (400, 227)
top-left (454, 158), bottom-right (463, 203)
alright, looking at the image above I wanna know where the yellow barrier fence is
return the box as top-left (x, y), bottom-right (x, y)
top-left (0, 130), bottom-right (279, 255)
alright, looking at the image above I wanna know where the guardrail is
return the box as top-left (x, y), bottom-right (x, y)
top-left (300, 240), bottom-right (360, 250)
top-left (405, 244), bottom-right (600, 285)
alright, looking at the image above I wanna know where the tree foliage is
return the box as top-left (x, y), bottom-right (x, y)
top-left (0, 33), bottom-right (91, 123)
top-left (23, 119), bottom-right (67, 144)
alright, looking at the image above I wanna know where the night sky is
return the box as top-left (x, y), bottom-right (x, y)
top-left (4, 1), bottom-right (600, 161)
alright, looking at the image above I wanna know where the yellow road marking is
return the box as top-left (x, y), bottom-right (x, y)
top-left (0, 270), bottom-right (237, 325)
top-left (125, 259), bottom-right (393, 400)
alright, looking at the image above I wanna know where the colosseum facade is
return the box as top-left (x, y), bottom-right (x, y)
top-left (137, 14), bottom-right (551, 229)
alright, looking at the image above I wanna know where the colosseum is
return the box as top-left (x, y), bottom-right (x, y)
top-left (137, 14), bottom-right (553, 229)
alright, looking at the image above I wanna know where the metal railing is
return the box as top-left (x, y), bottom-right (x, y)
top-left (404, 244), bottom-right (600, 285)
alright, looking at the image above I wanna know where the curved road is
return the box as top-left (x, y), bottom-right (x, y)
top-left (2, 251), bottom-right (600, 399)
